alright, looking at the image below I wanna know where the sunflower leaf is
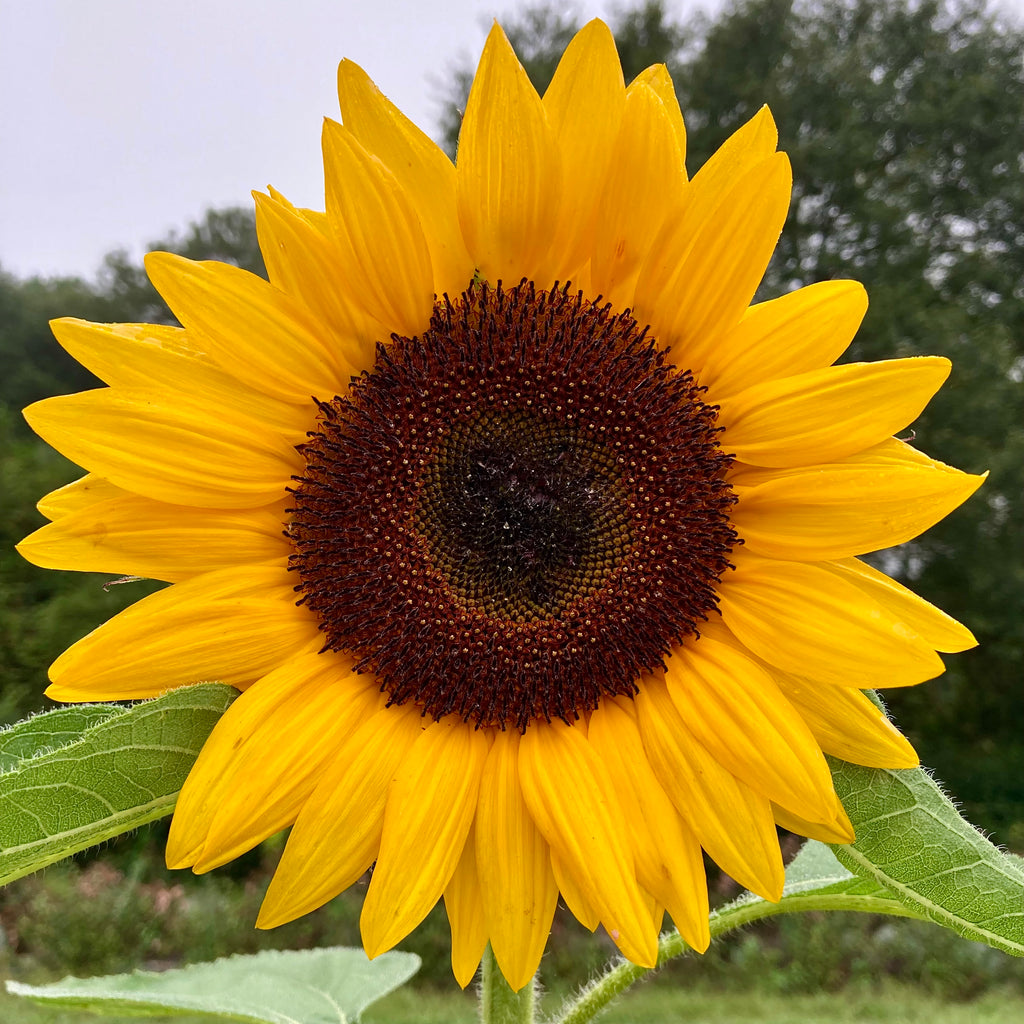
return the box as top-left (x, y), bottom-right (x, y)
top-left (0, 704), bottom-right (121, 771)
top-left (0, 683), bottom-right (236, 885)
top-left (5, 947), bottom-right (421, 1024)
top-left (829, 759), bottom-right (1024, 956)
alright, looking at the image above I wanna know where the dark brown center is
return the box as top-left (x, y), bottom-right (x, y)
top-left (287, 281), bottom-right (737, 730)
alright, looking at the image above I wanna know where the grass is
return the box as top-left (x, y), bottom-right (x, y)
top-left (2, 981), bottom-right (1023, 1024)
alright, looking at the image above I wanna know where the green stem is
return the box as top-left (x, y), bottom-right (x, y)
top-left (548, 892), bottom-right (924, 1024)
top-left (480, 943), bottom-right (535, 1024)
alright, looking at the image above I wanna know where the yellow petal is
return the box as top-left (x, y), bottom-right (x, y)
top-left (456, 23), bottom-right (561, 283)
top-left (664, 637), bottom-right (838, 822)
top-left (698, 615), bottom-right (920, 770)
top-left (145, 252), bottom-right (352, 399)
top-left (699, 280), bottom-right (868, 397)
top-left (628, 64), bottom-right (686, 167)
top-left (551, 852), bottom-right (600, 931)
top-left (36, 474), bottom-right (126, 521)
top-left (730, 439), bottom-right (986, 560)
top-left (827, 558), bottom-right (977, 653)
top-left (18, 495), bottom-right (289, 583)
top-left (257, 704), bottom-right (425, 928)
top-left (589, 700), bottom-right (710, 952)
top-left (717, 551), bottom-right (945, 688)
top-left (589, 82), bottom-right (687, 309)
top-left (443, 825), bottom-right (489, 990)
top-left (51, 317), bottom-right (187, 382)
top-left (772, 670), bottom-right (919, 769)
top-left (49, 318), bottom-right (313, 440)
top-left (253, 191), bottom-right (386, 371)
top-left (717, 357), bottom-right (951, 468)
top-left (361, 719), bottom-right (490, 957)
top-left (24, 389), bottom-right (300, 510)
top-left (46, 564), bottom-right (317, 701)
top-left (167, 652), bottom-right (373, 868)
top-left (53, 316), bottom-right (189, 367)
top-left (634, 105), bottom-right (777, 317)
top-left (636, 677), bottom-right (784, 901)
top-left (195, 668), bottom-right (379, 872)
top-left (337, 59), bottom-right (475, 299)
top-left (268, 185), bottom-right (330, 234)
top-left (475, 731), bottom-right (559, 991)
top-left (542, 20), bottom-right (625, 281)
top-left (322, 119), bottom-right (435, 336)
top-left (519, 720), bottom-right (657, 967)
top-left (635, 153), bottom-right (792, 370)
top-left (773, 801), bottom-right (856, 845)
top-left (686, 105), bottom-right (778, 225)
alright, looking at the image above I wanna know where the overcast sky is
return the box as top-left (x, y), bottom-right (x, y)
top-left (2, 0), bottom-right (1021, 281)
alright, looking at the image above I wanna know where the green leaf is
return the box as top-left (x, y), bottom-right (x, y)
top-left (6, 946), bottom-right (421, 1024)
top-left (708, 762), bottom-right (1024, 954)
top-left (0, 704), bottom-right (121, 770)
top-left (829, 759), bottom-right (1024, 956)
top-left (0, 683), bottom-right (236, 885)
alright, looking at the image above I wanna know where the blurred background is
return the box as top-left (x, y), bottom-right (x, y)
top-left (1, 0), bottom-right (1022, 1019)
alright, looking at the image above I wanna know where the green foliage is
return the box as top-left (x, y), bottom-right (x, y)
top-left (7, 947), bottom-right (420, 1024)
top-left (5, 852), bottom-right (1024, 1011)
top-left (696, 759), bottom-right (1024, 958)
top-left (828, 761), bottom-right (1024, 954)
top-left (0, 271), bottom-right (109, 414)
top-left (4, 982), bottom-right (1024, 1024)
top-left (553, 806), bottom-right (1024, 1023)
top-left (0, 705), bottom-right (119, 772)
top-left (0, 686), bottom-right (236, 885)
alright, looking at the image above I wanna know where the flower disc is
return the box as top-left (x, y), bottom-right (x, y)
top-left (288, 282), bottom-right (737, 729)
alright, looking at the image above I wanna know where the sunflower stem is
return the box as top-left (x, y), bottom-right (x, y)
top-left (480, 944), bottom-right (535, 1024)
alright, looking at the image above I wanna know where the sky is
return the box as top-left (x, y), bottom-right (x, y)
top-left (0, 0), bottom-right (714, 280)
top-left (2, 0), bottom-right (1021, 281)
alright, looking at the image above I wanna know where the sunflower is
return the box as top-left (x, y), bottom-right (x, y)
top-left (19, 20), bottom-right (982, 990)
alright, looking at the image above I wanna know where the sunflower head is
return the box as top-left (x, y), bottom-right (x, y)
top-left (19, 18), bottom-right (982, 992)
